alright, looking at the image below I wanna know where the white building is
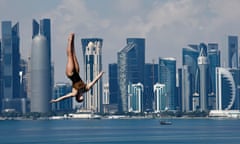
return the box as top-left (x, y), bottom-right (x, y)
top-left (153, 83), bottom-right (166, 112)
top-left (128, 83), bottom-right (143, 113)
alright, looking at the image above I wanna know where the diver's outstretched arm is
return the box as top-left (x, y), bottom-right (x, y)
top-left (85, 71), bottom-right (104, 91)
top-left (50, 89), bottom-right (77, 103)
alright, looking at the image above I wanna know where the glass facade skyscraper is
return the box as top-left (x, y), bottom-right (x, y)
top-left (0, 39), bottom-right (2, 109)
top-left (228, 36), bottom-right (238, 68)
top-left (52, 83), bottom-right (72, 111)
top-left (1, 21), bottom-right (21, 112)
top-left (1, 21), bottom-right (20, 100)
top-left (182, 46), bottom-right (199, 112)
top-left (144, 63), bottom-right (158, 111)
top-left (81, 38), bottom-right (103, 113)
top-left (182, 43), bottom-right (219, 111)
top-left (158, 57), bottom-right (176, 110)
top-left (108, 63), bottom-right (119, 105)
top-left (117, 38), bottom-right (145, 112)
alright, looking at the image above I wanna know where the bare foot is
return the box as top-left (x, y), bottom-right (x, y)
top-left (68, 33), bottom-right (74, 48)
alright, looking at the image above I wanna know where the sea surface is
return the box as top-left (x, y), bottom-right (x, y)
top-left (1, 118), bottom-right (240, 144)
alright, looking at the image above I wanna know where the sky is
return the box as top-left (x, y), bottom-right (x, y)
top-left (0, 0), bottom-right (240, 83)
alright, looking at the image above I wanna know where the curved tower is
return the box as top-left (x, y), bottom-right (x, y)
top-left (216, 67), bottom-right (236, 110)
top-left (31, 35), bottom-right (51, 113)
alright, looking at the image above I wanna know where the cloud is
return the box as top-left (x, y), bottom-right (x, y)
top-left (34, 0), bottom-right (240, 81)
top-left (1, 0), bottom-right (240, 82)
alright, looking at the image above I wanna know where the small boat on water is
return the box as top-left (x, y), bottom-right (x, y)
top-left (160, 120), bottom-right (172, 125)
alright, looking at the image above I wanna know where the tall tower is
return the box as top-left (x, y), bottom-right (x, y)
top-left (182, 45), bottom-right (199, 112)
top-left (31, 35), bottom-right (51, 113)
top-left (1, 21), bottom-right (20, 101)
top-left (197, 43), bottom-right (209, 111)
top-left (228, 36), bottom-right (238, 68)
top-left (0, 40), bottom-right (2, 109)
top-left (144, 63), bottom-right (158, 111)
top-left (216, 67), bottom-right (236, 110)
top-left (30, 18), bottom-right (52, 113)
top-left (117, 38), bottom-right (145, 112)
top-left (81, 38), bottom-right (103, 113)
top-left (158, 57), bottom-right (176, 110)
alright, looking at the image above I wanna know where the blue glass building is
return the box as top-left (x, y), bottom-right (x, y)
top-left (144, 63), bottom-right (158, 111)
top-left (158, 57), bottom-right (176, 110)
top-left (117, 38), bottom-right (145, 112)
top-left (52, 83), bottom-right (72, 111)
top-left (182, 45), bottom-right (199, 111)
top-left (207, 43), bottom-right (220, 109)
top-left (108, 63), bottom-right (119, 105)
top-left (1, 21), bottom-right (21, 112)
top-left (228, 36), bottom-right (238, 68)
top-left (0, 40), bottom-right (2, 109)
top-left (182, 43), bottom-right (219, 111)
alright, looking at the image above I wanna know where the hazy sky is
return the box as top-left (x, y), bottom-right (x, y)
top-left (0, 0), bottom-right (240, 83)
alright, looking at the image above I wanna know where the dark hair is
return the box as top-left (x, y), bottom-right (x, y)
top-left (75, 95), bottom-right (84, 103)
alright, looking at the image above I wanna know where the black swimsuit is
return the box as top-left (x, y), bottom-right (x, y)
top-left (68, 72), bottom-right (87, 92)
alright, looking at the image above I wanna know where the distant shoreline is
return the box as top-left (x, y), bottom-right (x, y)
top-left (1, 115), bottom-right (239, 121)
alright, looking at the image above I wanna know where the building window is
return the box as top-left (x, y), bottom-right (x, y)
top-left (4, 54), bottom-right (12, 65)
top-left (4, 76), bottom-right (12, 87)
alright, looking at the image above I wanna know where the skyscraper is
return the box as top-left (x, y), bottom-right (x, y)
top-left (182, 43), bottom-right (218, 111)
top-left (208, 43), bottom-right (220, 109)
top-left (0, 40), bottom-right (2, 109)
top-left (153, 83), bottom-right (166, 112)
top-left (117, 38), bottom-right (145, 112)
top-left (52, 82), bottom-right (72, 111)
top-left (128, 83), bottom-right (144, 113)
top-left (33, 19), bottom-right (51, 53)
top-left (144, 63), bottom-right (158, 111)
top-left (81, 38), bottom-right (103, 113)
top-left (31, 35), bottom-right (51, 113)
top-left (181, 65), bottom-right (192, 112)
top-left (108, 63), bottom-right (119, 105)
top-left (30, 19), bottom-right (53, 113)
top-left (158, 57), bottom-right (176, 110)
top-left (197, 43), bottom-right (209, 111)
top-left (182, 46), bottom-right (199, 111)
top-left (228, 36), bottom-right (238, 68)
top-left (1, 21), bottom-right (21, 111)
top-left (216, 67), bottom-right (236, 110)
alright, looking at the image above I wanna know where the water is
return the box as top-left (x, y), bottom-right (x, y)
top-left (1, 118), bottom-right (240, 144)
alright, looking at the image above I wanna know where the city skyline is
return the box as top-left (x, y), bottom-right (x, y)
top-left (0, 20), bottom-right (239, 113)
top-left (1, 0), bottom-right (240, 82)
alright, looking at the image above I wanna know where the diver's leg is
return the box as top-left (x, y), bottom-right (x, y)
top-left (65, 33), bottom-right (75, 77)
top-left (71, 34), bottom-right (80, 73)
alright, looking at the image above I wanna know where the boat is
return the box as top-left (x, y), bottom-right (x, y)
top-left (160, 120), bottom-right (172, 125)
